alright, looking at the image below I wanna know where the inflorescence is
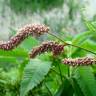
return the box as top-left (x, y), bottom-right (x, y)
top-left (0, 24), bottom-right (96, 66)
top-left (0, 24), bottom-right (49, 50)
top-left (62, 57), bottom-right (96, 66)
top-left (29, 41), bottom-right (64, 58)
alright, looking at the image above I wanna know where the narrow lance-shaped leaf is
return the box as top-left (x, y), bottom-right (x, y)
top-left (72, 39), bottom-right (96, 57)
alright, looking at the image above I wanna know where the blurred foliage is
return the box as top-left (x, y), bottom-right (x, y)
top-left (0, 19), bottom-right (96, 96)
top-left (0, 0), bottom-right (96, 96)
top-left (9, 0), bottom-right (64, 14)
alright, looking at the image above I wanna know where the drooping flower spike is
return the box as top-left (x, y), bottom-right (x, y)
top-left (62, 57), bottom-right (96, 66)
top-left (0, 24), bottom-right (49, 50)
top-left (29, 41), bottom-right (64, 58)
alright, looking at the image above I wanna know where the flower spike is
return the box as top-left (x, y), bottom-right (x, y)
top-left (29, 41), bottom-right (64, 58)
top-left (62, 57), bottom-right (96, 66)
top-left (0, 24), bottom-right (49, 50)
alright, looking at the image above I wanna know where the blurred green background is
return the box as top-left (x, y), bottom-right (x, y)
top-left (0, 0), bottom-right (96, 96)
top-left (0, 0), bottom-right (96, 40)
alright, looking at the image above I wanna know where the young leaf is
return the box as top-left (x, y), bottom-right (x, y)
top-left (20, 59), bottom-right (52, 96)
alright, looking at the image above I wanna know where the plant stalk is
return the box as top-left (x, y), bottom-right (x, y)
top-left (44, 82), bottom-right (53, 96)
top-left (48, 32), bottom-right (96, 55)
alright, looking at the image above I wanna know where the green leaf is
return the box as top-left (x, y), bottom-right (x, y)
top-left (73, 66), bottom-right (96, 96)
top-left (72, 31), bottom-right (92, 45)
top-left (20, 37), bottom-right (39, 51)
top-left (71, 21), bottom-right (96, 57)
top-left (72, 21), bottom-right (96, 45)
top-left (85, 20), bottom-right (96, 32)
top-left (0, 56), bottom-right (18, 63)
top-left (18, 58), bottom-right (30, 79)
top-left (20, 59), bottom-right (52, 96)
top-left (72, 39), bottom-right (96, 57)
top-left (71, 78), bottom-right (84, 96)
top-left (0, 47), bottom-right (28, 57)
top-left (55, 78), bottom-right (74, 96)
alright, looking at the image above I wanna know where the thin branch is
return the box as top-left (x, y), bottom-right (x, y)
top-left (51, 68), bottom-right (65, 78)
top-left (48, 32), bottom-right (68, 45)
top-left (69, 44), bottom-right (96, 55)
top-left (48, 32), bottom-right (96, 55)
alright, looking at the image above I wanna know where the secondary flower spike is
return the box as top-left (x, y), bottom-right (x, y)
top-left (0, 24), bottom-right (49, 50)
top-left (29, 41), bottom-right (64, 58)
top-left (62, 57), bottom-right (96, 66)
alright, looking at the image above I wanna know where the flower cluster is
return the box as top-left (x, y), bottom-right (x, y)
top-left (62, 57), bottom-right (96, 66)
top-left (29, 41), bottom-right (64, 58)
top-left (0, 24), bottom-right (49, 50)
top-left (1, 23), bottom-right (95, 68)
top-left (18, 24), bottom-right (49, 37)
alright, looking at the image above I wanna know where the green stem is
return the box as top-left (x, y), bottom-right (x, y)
top-left (68, 66), bottom-right (70, 77)
top-left (48, 32), bottom-right (96, 55)
top-left (67, 46), bottom-right (72, 77)
top-left (48, 32), bottom-right (68, 45)
top-left (68, 44), bottom-right (96, 55)
top-left (57, 62), bottom-right (63, 83)
top-left (44, 82), bottom-right (53, 96)
top-left (51, 69), bottom-right (65, 78)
